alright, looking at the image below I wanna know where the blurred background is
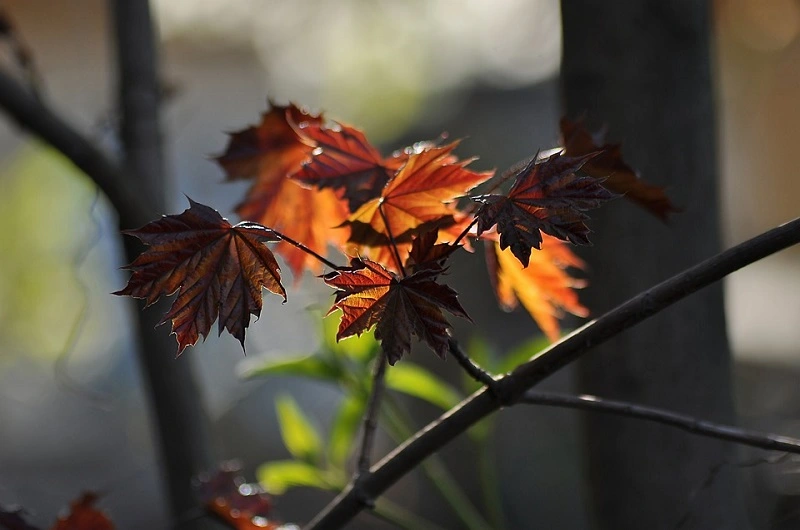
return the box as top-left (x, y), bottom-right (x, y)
top-left (0, 0), bottom-right (798, 528)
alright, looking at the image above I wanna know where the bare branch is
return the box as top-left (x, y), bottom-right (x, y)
top-left (357, 352), bottom-right (388, 477)
top-left (521, 390), bottom-right (800, 455)
top-left (305, 216), bottom-right (800, 529)
top-left (447, 338), bottom-right (497, 389)
top-left (0, 67), bottom-right (152, 228)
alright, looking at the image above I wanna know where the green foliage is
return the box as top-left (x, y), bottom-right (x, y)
top-left (275, 395), bottom-right (324, 465)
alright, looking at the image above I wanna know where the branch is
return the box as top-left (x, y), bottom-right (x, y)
top-left (447, 338), bottom-right (496, 389)
top-left (0, 67), bottom-right (152, 228)
top-left (305, 216), bottom-right (800, 529)
top-left (521, 390), bottom-right (800, 455)
top-left (357, 352), bottom-right (388, 477)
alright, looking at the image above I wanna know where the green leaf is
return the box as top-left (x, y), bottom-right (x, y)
top-left (323, 314), bottom-right (379, 363)
top-left (328, 394), bottom-right (367, 468)
top-left (241, 355), bottom-right (340, 381)
top-left (386, 363), bottom-right (463, 410)
top-left (257, 460), bottom-right (343, 494)
top-left (495, 335), bottom-right (554, 375)
top-left (275, 395), bottom-right (323, 465)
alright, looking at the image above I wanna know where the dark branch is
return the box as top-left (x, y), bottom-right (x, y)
top-left (0, 67), bottom-right (152, 228)
top-left (357, 352), bottom-right (388, 477)
top-left (521, 390), bottom-right (800, 455)
top-left (447, 338), bottom-right (497, 389)
top-left (305, 217), bottom-right (800, 529)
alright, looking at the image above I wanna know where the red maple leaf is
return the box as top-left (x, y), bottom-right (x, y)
top-left (290, 121), bottom-right (406, 210)
top-left (560, 117), bottom-right (679, 220)
top-left (50, 493), bottom-right (113, 530)
top-left (323, 259), bottom-right (470, 364)
top-left (196, 462), bottom-right (284, 530)
top-left (216, 102), bottom-right (348, 278)
top-left (115, 199), bottom-right (286, 354)
top-left (474, 152), bottom-right (616, 267)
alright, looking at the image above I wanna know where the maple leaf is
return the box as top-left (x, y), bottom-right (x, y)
top-left (346, 142), bottom-right (493, 255)
top-left (323, 259), bottom-right (470, 364)
top-left (115, 199), bottom-right (286, 354)
top-left (290, 121), bottom-right (405, 210)
top-left (216, 102), bottom-right (348, 278)
top-left (487, 237), bottom-right (588, 342)
top-left (406, 229), bottom-right (458, 272)
top-left (473, 152), bottom-right (616, 267)
top-left (196, 462), bottom-right (285, 530)
top-left (560, 117), bottom-right (679, 220)
top-left (50, 493), bottom-right (114, 530)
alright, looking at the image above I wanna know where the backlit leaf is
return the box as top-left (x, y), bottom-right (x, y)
top-left (216, 103), bottom-right (348, 278)
top-left (291, 122), bottom-right (405, 210)
top-left (275, 395), bottom-right (323, 465)
top-left (346, 142), bottom-right (492, 257)
top-left (386, 363), bottom-right (463, 410)
top-left (328, 394), bottom-right (367, 468)
top-left (474, 152), bottom-right (615, 267)
top-left (115, 199), bottom-right (285, 354)
top-left (487, 237), bottom-right (588, 342)
top-left (323, 259), bottom-right (470, 364)
top-left (257, 461), bottom-right (342, 495)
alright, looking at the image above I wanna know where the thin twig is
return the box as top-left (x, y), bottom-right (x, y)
top-left (448, 216), bottom-right (479, 251)
top-left (305, 216), bottom-right (800, 529)
top-left (521, 391), bottom-right (800, 455)
top-left (378, 204), bottom-right (407, 277)
top-left (357, 352), bottom-right (388, 476)
top-left (447, 338), bottom-right (497, 388)
top-left (270, 228), bottom-right (342, 271)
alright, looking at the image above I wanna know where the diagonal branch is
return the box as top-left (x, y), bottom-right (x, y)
top-left (521, 390), bottom-right (800, 455)
top-left (305, 216), bottom-right (800, 529)
top-left (0, 67), bottom-right (152, 228)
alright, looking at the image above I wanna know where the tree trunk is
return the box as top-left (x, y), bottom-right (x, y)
top-left (561, 2), bottom-right (744, 529)
top-left (111, 2), bottom-right (219, 527)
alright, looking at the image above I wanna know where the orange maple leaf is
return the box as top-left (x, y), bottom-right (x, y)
top-left (487, 237), bottom-right (588, 342)
top-left (560, 117), bottom-right (679, 220)
top-left (345, 142), bottom-right (491, 268)
top-left (323, 259), bottom-right (470, 364)
top-left (115, 199), bottom-right (286, 353)
top-left (216, 103), bottom-right (348, 278)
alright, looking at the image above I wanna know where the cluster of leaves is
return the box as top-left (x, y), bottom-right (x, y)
top-left (1, 493), bottom-right (113, 530)
top-left (116, 103), bottom-right (675, 362)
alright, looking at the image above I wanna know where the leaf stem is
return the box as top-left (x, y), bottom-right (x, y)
top-left (357, 352), bottom-right (388, 475)
top-left (270, 228), bottom-right (343, 271)
top-left (449, 216), bottom-right (479, 251)
top-left (378, 204), bottom-right (407, 277)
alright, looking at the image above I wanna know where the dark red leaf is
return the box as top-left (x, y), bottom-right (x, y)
top-left (323, 259), bottom-right (470, 364)
top-left (115, 199), bottom-right (286, 354)
top-left (291, 122), bottom-right (404, 210)
top-left (560, 117), bottom-right (679, 220)
top-left (0, 506), bottom-right (40, 530)
top-left (474, 152), bottom-right (616, 267)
